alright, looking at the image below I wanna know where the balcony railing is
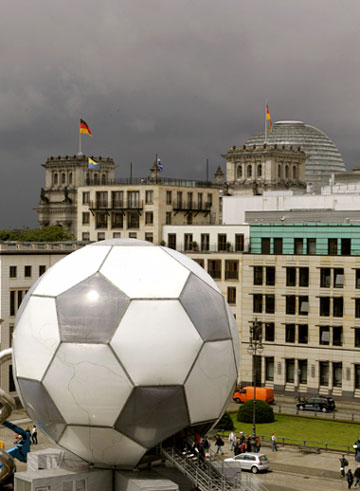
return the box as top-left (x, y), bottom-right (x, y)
top-left (89, 200), bottom-right (144, 210)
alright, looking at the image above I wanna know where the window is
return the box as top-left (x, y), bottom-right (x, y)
top-left (112, 212), bottom-right (123, 228)
top-left (128, 191), bottom-right (140, 208)
top-left (247, 165), bottom-right (252, 177)
top-left (61, 172), bottom-right (66, 184)
top-left (184, 234), bottom-right (193, 251)
top-left (10, 289), bottom-right (28, 316)
top-left (356, 270), bottom-right (360, 289)
top-left (218, 234), bottom-right (227, 252)
top-left (286, 268), bottom-right (296, 287)
top-left (96, 212), bottom-right (108, 229)
top-left (166, 212), bottom-right (172, 225)
top-left (177, 192), bottom-right (183, 207)
top-left (285, 165), bottom-right (289, 179)
top-left (320, 326), bottom-right (330, 345)
top-left (319, 361), bottom-right (329, 386)
top-left (355, 328), bottom-right (360, 348)
top-left (278, 165), bottom-right (281, 178)
top-left (286, 295), bottom-right (296, 315)
top-left (53, 172), bottom-right (58, 185)
top-left (112, 191), bottom-right (124, 208)
top-left (9, 266), bottom-right (17, 278)
top-left (225, 260), bottom-right (239, 280)
top-left (127, 212), bottom-right (139, 229)
top-left (257, 164), bottom-right (262, 177)
top-left (298, 324), bottom-right (308, 344)
top-left (333, 326), bottom-right (343, 346)
top-left (333, 362), bottom-right (342, 387)
top-left (299, 296), bottom-right (309, 315)
top-left (298, 359), bottom-right (307, 384)
top-left (145, 190), bottom-right (153, 204)
top-left (253, 294), bottom-right (262, 313)
top-left (207, 193), bottom-right (213, 208)
top-left (261, 238), bottom-right (270, 254)
top-left (292, 165), bottom-right (297, 179)
top-left (333, 297), bottom-right (343, 317)
top-left (194, 259), bottom-right (204, 268)
top-left (265, 323), bottom-right (274, 342)
top-left (128, 232), bottom-right (137, 239)
top-left (39, 265), bottom-right (46, 276)
top-left (253, 266), bottom-right (263, 285)
top-left (145, 212), bottom-right (153, 224)
top-left (307, 238), bottom-right (316, 254)
top-left (113, 232), bottom-right (121, 238)
top-left (186, 212), bottom-right (193, 225)
top-left (320, 268), bottom-right (331, 288)
top-left (266, 267), bottom-right (275, 286)
top-left (341, 238), bottom-right (351, 256)
top-left (69, 172), bottom-right (72, 184)
top-left (82, 232), bottom-right (90, 241)
top-left (265, 357), bottom-right (274, 381)
top-left (235, 234), bottom-right (244, 252)
top-left (208, 260), bottom-right (221, 279)
top-left (320, 297), bottom-right (330, 317)
top-left (24, 266), bottom-right (31, 278)
top-left (237, 165), bottom-right (243, 179)
top-left (355, 365), bottom-right (360, 389)
top-left (201, 234), bottom-right (209, 252)
top-left (168, 234), bottom-right (176, 249)
top-left (94, 173), bottom-right (99, 184)
top-left (166, 191), bottom-right (172, 205)
top-left (286, 324), bottom-right (295, 343)
top-left (96, 191), bottom-right (108, 208)
top-left (274, 238), bottom-right (283, 254)
top-left (285, 359), bottom-right (295, 383)
top-left (145, 233), bottom-right (153, 243)
top-left (101, 173), bottom-right (106, 185)
top-left (265, 295), bottom-right (275, 314)
top-left (334, 268), bottom-right (344, 288)
top-left (294, 238), bottom-right (303, 254)
top-left (299, 268), bottom-right (309, 287)
top-left (82, 212), bottom-right (90, 225)
top-left (227, 287), bottom-right (236, 304)
top-left (198, 193), bottom-right (203, 208)
top-left (97, 232), bottom-right (105, 241)
top-left (328, 238), bottom-right (337, 255)
top-left (187, 192), bottom-right (193, 208)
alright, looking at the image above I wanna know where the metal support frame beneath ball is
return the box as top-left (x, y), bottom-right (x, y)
top-left (247, 318), bottom-right (263, 453)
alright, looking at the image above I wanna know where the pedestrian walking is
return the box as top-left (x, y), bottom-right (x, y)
top-left (340, 454), bottom-right (349, 478)
top-left (228, 430), bottom-right (235, 451)
top-left (348, 469), bottom-right (354, 489)
top-left (354, 466), bottom-right (360, 488)
top-left (271, 433), bottom-right (278, 452)
top-left (201, 436), bottom-right (210, 459)
top-left (246, 436), bottom-right (251, 452)
top-left (255, 436), bottom-right (261, 453)
top-left (31, 425), bottom-right (38, 445)
top-left (234, 438), bottom-right (241, 456)
top-left (215, 434), bottom-right (224, 456)
top-left (354, 437), bottom-right (360, 458)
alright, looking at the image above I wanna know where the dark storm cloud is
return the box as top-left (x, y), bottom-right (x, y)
top-left (1, 0), bottom-right (360, 227)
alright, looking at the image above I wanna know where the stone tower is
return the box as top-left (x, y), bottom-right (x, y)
top-left (35, 154), bottom-right (117, 236)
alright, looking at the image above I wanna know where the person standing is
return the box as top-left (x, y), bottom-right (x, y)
top-left (340, 455), bottom-right (349, 478)
top-left (31, 425), bottom-right (38, 445)
top-left (215, 434), bottom-right (224, 456)
top-left (271, 433), bottom-right (278, 452)
top-left (228, 430), bottom-right (235, 452)
top-left (354, 466), bottom-right (360, 488)
top-left (348, 469), bottom-right (354, 489)
top-left (354, 438), bottom-right (360, 458)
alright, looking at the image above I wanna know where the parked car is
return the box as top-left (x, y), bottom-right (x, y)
top-left (296, 396), bottom-right (335, 413)
top-left (224, 453), bottom-right (270, 474)
top-left (233, 387), bottom-right (274, 404)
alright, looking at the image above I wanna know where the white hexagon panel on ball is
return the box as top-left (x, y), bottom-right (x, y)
top-left (12, 239), bottom-right (239, 468)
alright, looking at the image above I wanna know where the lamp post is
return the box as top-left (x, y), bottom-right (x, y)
top-left (247, 318), bottom-right (263, 453)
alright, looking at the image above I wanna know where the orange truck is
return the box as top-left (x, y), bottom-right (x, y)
top-left (233, 386), bottom-right (275, 404)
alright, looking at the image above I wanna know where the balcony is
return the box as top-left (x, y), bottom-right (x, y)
top-left (172, 201), bottom-right (212, 217)
top-left (89, 200), bottom-right (144, 216)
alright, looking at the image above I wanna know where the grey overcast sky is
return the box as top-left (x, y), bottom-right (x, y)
top-left (1, 0), bottom-right (360, 228)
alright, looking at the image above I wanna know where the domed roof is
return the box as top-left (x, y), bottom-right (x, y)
top-left (244, 121), bottom-right (346, 183)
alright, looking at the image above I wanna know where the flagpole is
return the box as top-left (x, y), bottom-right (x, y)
top-left (78, 120), bottom-right (82, 155)
top-left (265, 101), bottom-right (268, 144)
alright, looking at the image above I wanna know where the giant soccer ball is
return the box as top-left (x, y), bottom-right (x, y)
top-left (12, 239), bottom-right (239, 468)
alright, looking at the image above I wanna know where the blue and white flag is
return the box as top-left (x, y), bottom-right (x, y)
top-left (88, 157), bottom-right (100, 170)
top-left (157, 157), bottom-right (163, 172)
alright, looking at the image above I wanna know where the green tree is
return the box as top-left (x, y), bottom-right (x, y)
top-left (0, 226), bottom-right (75, 242)
top-left (215, 412), bottom-right (234, 431)
top-left (237, 400), bottom-right (274, 424)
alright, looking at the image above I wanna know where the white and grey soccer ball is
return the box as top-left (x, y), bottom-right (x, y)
top-left (12, 239), bottom-right (239, 468)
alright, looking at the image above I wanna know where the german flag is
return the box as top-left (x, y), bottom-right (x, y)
top-left (80, 119), bottom-right (92, 136)
top-left (266, 105), bottom-right (273, 132)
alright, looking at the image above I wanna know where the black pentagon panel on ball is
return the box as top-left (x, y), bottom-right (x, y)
top-left (57, 273), bottom-right (130, 343)
top-left (180, 274), bottom-right (231, 341)
top-left (114, 386), bottom-right (190, 449)
top-left (17, 378), bottom-right (66, 442)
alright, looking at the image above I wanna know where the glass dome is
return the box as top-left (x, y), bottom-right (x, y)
top-left (244, 121), bottom-right (346, 184)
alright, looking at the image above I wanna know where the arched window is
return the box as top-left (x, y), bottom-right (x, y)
top-left (247, 165), bottom-right (252, 178)
top-left (257, 164), bottom-right (262, 177)
top-left (101, 173), bottom-right (106, 185)
top-left (53, 173), bottom-right (58, 185)
top-left (278, 165), bottom-right (281, 178)
top-left (94, 173), bottom-right (99, 184)
top-left (69, 172), bottom-right (73, 184)
top-left (293, 166), bottom-right (297, 179)
top-left (237, 165), bottom-right (243, 179)
top-left (285, 165), bottom-right (289, 178)
top-left (61, 173), bottom-right (66, 184)
top-left (86, 172), bottom-right (90, 184)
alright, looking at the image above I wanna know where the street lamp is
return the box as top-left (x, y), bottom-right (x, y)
top-left (247, 318), bottom-right (263, 453)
